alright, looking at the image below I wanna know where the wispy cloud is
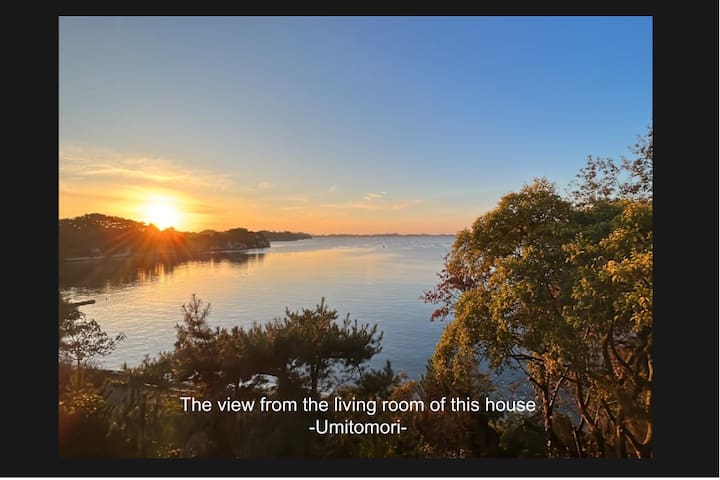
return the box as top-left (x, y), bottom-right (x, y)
top-left (279, 205), bottom-right (308, 211)
top-left (59, 144), bottom-right (236, 191)
top-left (59, 144), bottom-right (433, 232)
top-left (276, 190), bottom-right (421, 212)
top-left (363, 192), bottom-right (386, 201)
top-left (350, 199), bottom-right (423, 211)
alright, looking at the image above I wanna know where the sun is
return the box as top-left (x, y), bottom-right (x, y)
top-left (141, 196), bottom-right (182, 230)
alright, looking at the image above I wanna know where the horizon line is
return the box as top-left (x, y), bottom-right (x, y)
top-left (58, 212), bottom-right (459, 237)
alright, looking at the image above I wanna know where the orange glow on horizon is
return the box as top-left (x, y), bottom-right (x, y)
top-left (59, 186), bottom-right (467, 235)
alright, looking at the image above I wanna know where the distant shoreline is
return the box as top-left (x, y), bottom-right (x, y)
top-left (313, 233), bottom-right (455, 238)
top-left (62, 234), bottom-right (456, 262)
top-left (62, 248), bottom-right (263, 263)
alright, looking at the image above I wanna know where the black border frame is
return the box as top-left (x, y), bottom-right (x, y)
top-left (3, 3), bottom-right (718, 476)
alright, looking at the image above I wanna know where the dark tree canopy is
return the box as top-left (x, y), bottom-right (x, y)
top-left (173, 295), bottom-right (383, 399)
top-left (59, 293), bottom-right (126, 369)
top-left (59, 213), bottom-right (271, 259)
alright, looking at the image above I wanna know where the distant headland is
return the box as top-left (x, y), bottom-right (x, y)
top-left (59, 213), bottom-right (311, 262)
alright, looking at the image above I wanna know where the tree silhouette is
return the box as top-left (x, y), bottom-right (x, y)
top-left (59, 292), bottom-right (126, 370)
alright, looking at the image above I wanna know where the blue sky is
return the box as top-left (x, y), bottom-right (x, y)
top-left (59, 16), bottom-right (652, 234)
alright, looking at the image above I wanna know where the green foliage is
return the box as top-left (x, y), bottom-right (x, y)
top-left (322, 362), bottom-right (417, 458)
top-left (570, 125), bottom-right (653, 206)
top-left (267, 298), bottom-right (383, 396)
top-left (423, 129), bottom-right (653, 458)
top-left (412, 357), bottom-right (502, 458)
top-left (58, 366), bottom-right (137, 457)
top-left (498, 413), bottom-right (547, 457)
top-left (59, 293), bottom-right (126, 369)
top-left (160, 295), bottom-right (386, 457)
top-left (173, 295), bottom-right (383, 400)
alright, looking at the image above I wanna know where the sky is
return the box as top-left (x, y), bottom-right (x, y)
top-left (59, 16), bottom-right (652, 235)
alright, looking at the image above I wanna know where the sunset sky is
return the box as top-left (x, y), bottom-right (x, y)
top-left (59, 16), bottom-right (652, 234)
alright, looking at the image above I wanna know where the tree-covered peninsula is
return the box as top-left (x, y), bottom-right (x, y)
top-left (59, 214), bottom-right (310, 261)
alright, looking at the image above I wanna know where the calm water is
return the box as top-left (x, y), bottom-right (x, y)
top-left (59, 236), bottom-right (455, 380)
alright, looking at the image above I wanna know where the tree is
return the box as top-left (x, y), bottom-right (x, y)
top-left (58, 293), bottom-right (132, 458)
top-left (570, 125), bottom-right (653, 206)
top-left (170, 295), bottom-right (385, 457)
top-left (564, 127), bottom-right (653, 457)
top-left (268, 298), bottom-right (383, 397)
top-left (563, 200), bottom-right (652, 457)
top-left (422, 129), bottom-right (653, 458)
top-left (424, 178), bottom-right (579, 456)
top-left (59, 292), bottom-right (82, 350)
top-left (59, 293), bottom-right (126, 370)
top-left (174, 295), bottom-right (383, 399)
